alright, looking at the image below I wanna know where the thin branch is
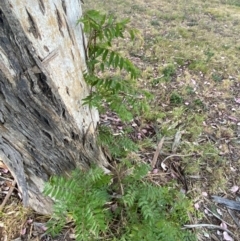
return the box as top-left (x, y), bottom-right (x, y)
top-left (161, 153), bottom-right (195, 167)
top-left (228, 208), bottom-right (240, 228)
top-left (203, 205), bottom-right (234, 227)
top-left (151, 136), bottom-right (165, 169)
top-left (0, 180), bottom-right (17, 211)
top-left (0, 176), bottom-right (14, 182)
top-left (184, 224), bottom-right (235, 237)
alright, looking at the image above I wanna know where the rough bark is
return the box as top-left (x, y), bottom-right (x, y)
top-left (0, 0), bottom-right (107, 214)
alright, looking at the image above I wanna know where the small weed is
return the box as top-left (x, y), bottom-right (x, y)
top-left (171, 106), bottom-right (186, 119)
top-left (150, 19), bottom-right (160, 26)
top-left (159, 13), bottom-right (184, 21)
top-left (175, 57), bottom-right (186, 66)
top-left (194, 99), bottom-right (205, 108)
top-left (186, 86), bottom-right (195, 95)
top-left (222, 44), bottom-right (231, 50)
top-left (204, 48), bottom-right (215, 62)
top-left (186, 20), bottom-right (198, 26)
top-left (151, 76), bottom-right (163, 85)
top-left (162, 64), bottom-right (176, 81)
top-left (189, 60), bottom-right (208, 74)
top-left (178, 27), bottom-right (191, 38)
top-left (132, 4), bottom-right (145, 12)
top-left (144, 110), bottom-right (167, 121)
top-left (170, 92), bottom-right (183, 105)
top-left (212, 73), bottom-right (223, 82)
top-left (185, 113), bottom-right (205, 139)
top-left (138, 138), bottom-right (155, 149)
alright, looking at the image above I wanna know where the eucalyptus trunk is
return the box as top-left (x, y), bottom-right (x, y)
top-left (0, 0), bottom-right (107, 214)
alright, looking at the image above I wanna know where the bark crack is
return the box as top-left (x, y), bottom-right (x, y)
top-left (64, 14), bottom-right (75, 45)
top-left (25, 8), bottom-right (41, 40)
top-left (38, 0), bottom-right (45, 15)
top-left (55, 6), bottom-right (64, 37)
top-left (61, 0), bottom-right (67, 15)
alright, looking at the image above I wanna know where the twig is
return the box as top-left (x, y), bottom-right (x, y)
top-left (0, 180), bottom-right (17, 211)
top-left (184, 224), bottom-right (235, 237)
top-left (203, 205), bottom-right (234, 227)
top-left (161, 153), bottom-right (195, 167)
top-left (151, 136), bottom-right (165, 169)
top-left (0, 176), bottom-right (14, 182)
top-left (228, 208), bottom-right (240, 228)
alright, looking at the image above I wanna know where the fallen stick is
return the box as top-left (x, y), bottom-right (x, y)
top-left (0, 180), bottom-right (17, 211)
top-left (203, 205), bottom-right (234, 227)
top-left (151, 136), bottom-right (165, 169)
top-left (184, 224), bottom-right (235, 237)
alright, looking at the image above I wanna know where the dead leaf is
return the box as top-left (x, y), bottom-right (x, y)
top-left (20, 228), bottom-right (26, 235)
top-left (202, 192), bottom-right (208, 197)
top-left (220, 222), bottom-right (227, 229)
top-left (217, 208), bottom-right (223, 216)
top-left (223, 231), bottom-right (233, 241)
top-left (194, 203), bottom-right (200, 210)
top-left (161, 162), bottom-right (168, 171)
top-left (235, 98), bottom-right (240, 104)
top-left (172, 130), bottom-right (183, 153)
top-left (152, 168), bottom-right (159, 174)
top-left (230, 185), bottom-right (239, 193)
top-left (228, 116), bottom-right (238, 122)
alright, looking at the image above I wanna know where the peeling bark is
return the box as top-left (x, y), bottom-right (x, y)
top-left (0, 0), bottom-right (107, 214)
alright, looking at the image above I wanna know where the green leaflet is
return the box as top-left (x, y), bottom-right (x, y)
top-left (44, 163), bottom-right (196, 241)
top-left (77, 10), bottom-right (148, 121)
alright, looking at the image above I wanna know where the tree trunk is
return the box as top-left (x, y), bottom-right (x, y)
top-left (0, 0), bottom-right (107, 214)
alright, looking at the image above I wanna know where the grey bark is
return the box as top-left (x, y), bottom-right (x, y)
top-left (0, 1), bottom-right (107, 214)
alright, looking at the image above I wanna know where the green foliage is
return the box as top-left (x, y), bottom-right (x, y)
top-left (204, 48), bottom-right (214, 62)
top-left (44, 163), bottom-right (196, 241)
top-left (150, 19), bottom-right (160, 26)
top-left (212, 73), bottom-right (223, 82)
top-left (44, 167), bottom-right (111, 240)
top-left (221, 0), bottom-right (240, 7)
top-left (188, 60), bottom-right (208, 74)
top-left (170, 92), bottom-right (183, 105)
top-left (97, 125), bottom-right (138, 158)
top-left (78, 10), bottom-right (149, 121)
top-left (162, 64), bottom-right (176, 81)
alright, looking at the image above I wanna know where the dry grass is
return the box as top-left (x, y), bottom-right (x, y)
top-left (0, 199), bottom-right (32, 239)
